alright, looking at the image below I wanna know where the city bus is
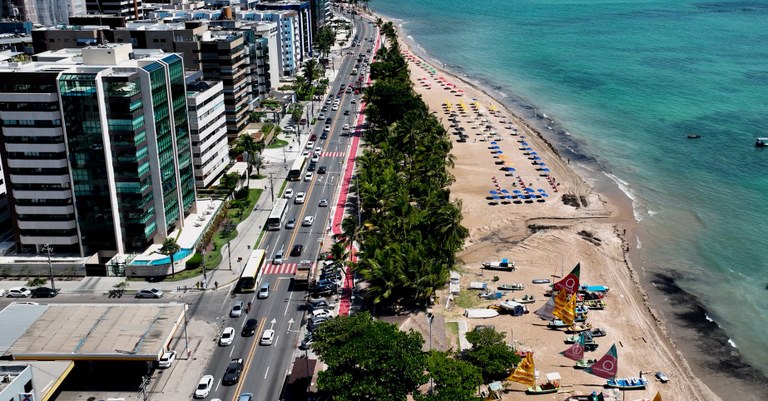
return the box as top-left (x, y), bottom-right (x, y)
top-left (238, 249), bottom-right (266, 292)
top-left (266, 198), bottom-right (289, 230)
top-left (287, 156), bottom-right (307, 181)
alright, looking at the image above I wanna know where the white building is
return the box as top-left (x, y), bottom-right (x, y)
top-left (187, 80), bottom-right (229, 188)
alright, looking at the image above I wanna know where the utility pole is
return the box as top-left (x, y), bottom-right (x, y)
top-left (268, 173), bottom-right (275, 203)
top-left (427, 311), bottom-right (434, 394)
top-left (42, 244), bottom-right (55, 292)
top-left (183, 303), bottom-right (190, 358)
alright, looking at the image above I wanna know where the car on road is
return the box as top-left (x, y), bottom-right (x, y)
top-left (285, 218), bottom-right (296, 229)
top-left (158, 350), bottom-right (176, 368)
top-left (318, 112), bottom-right (326, 119)
top-left (257, 283), bottom-right (271, 299)
top-left (302, 150), bottom-right (310, 157)
top-left (273, 248), bottom-right (284, 264)
top-left (135, 288), bottom-right (163, 298)
top-left (222, 358), bottom-right (244, 385)
top-left (294, 192), bottom-right (306, 204)
top-left (317, 166), bottom-right (327, 174)
top-left (305, 141), bottom-right (315, 149)
top-left (307, 162), bottom-right (316, 172)
top-left (238, 393), bottom-right (253, 401)
top-left (219, 327), bottom-right (235, 346)
top-left (260, 329), bottom-right (275, 346)
top-left (317, 251), bottom-right (335, 261)
top-left (331, 105), bottom-right (339, 111)
top-left (6, 287), bottom-right (32, 298)
top-left (284, 188), bottom-right (294, 199)
top-left (311, 309), bottom-right (334, 319)
top-left (321, 105), bottom-right (328, 112)
top-left (230, 300), bottom-right (245, 317)
top-left (318, 199), bottom-right (329, 207)
top-left (291, 244), bottom-right (304, 256)
top-left (194, 375), bottom-right (214, 398)
top-left (31, 287), bottom-right (58, 298)
top-left (344, 109), bottom-right (350, 115)
top-left (342, 123), bottom-right (350, 130)
top-left (320, 132), bottom-right (328, 139)
top-left (242, 319), bottom-right (258, 336)
top-left (310, 134), bottom-right (317, 141)
top-left (315, 146), bottom-right (322, 153)
top-left (325, 117), bottom-right (332, 124)
top-left (311, 154), bottom-right (320, 163)
top-left (304, 172), bottom-right (313, 182)
top-left (302, 216), bottom-right (314, 226)
top-left (351, 98), bottom-right (357, 104)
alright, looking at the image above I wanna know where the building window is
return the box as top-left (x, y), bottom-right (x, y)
top-left (24, 380), bottom-right (33, 393)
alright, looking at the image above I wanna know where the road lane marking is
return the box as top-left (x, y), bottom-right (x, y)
top-left (264, 366), bottom-right (270, 380)
top-left (229, 316), bottom-right (266, 401)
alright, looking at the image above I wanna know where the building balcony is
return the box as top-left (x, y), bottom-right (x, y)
top-left (18, 220), bottom-right (77, 230)
top-left (14, 204), bottom-right (75, 215)
top-left (20, 234), bottom-right (79, 246)
top-left (12, 189), bottom-right (73, 200)
top-left (7, 158), bottom-right (68, 169)
top-left (6, 142), bottom-right (66, 153)
top-left (9, 174), bottom-right (70, 185)
top-left (2, 126), bottom-right (64, 137)
top-left (0, 92), bottom-right (58, 103)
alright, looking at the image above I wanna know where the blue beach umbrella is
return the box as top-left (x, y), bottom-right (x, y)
top-left (489, 190), bottom-right (498, 195)
top-left (530, 151), bottom-right (538, 155)
top-left (504, 167), bottom-right (516, 172)
top-left (490, 141), bottom-right (497, 144)
top-left (532, 156), bottom-right (541, 160)
top-left (525, 188), bottom-right (535, 193)
top-left (513, 189), bottom-right (523, 194)
top-left (521, 142), bottom-right (529, 146)
top-left (541, 168), bottom-right (550, 172)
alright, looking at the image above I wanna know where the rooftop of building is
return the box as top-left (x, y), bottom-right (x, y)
top-left (0, 361), bottom-right (74, 398)
top-left (0, 44), bottom-right (174, 72)
top-left (1, 302), bottom-right (185, 361)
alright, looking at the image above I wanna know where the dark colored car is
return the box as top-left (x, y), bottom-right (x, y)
top-left (307, 162), bottom-right (316, 171)
top-left (242, 319), bottom-right (258, 336)
top-left (222, 358), bottom-right (244, 385)
top-left (320, 132), bottom-right (328, 139)
top-left (310, 134), bottom-right (317, 141)
top-left (311, 285), bottom-right (336, 297)
top-left (291, 244), bottom-right (304, 256)
top-left (31, 287), bottom-right (59, 298)
top-left (325, 117), bottom-right (332, 124)
top-left (317, 166), bottom-right (327, 174)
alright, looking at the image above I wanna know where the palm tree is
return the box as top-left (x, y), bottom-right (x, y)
top-left (160, 237), bottom-right (181, 277)
top-left (234, 134), bottom-right (260, 187)
top-left (219, 172), bottom-right (240, 198)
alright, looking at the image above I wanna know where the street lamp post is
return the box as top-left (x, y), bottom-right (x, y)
top-left (42, 244), bottom-right (55, 292)
top-left (427, 311), bottom-right (434, 394)
top-left (183, 304), bottom-right (190, 358)
top-left (268, 173), bottom-right (276, 203)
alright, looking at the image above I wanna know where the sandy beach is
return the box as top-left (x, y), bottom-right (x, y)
top-left (359, 12), bottom-right (723, 401)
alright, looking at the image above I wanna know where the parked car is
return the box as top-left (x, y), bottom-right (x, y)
top-left (260, 329), bottom-right (275, 346)
top-left (298, 333), bottom-right (313, 350)
top-left (242, 319), bottom-right (258, 336)
top-left (302, 216), bottom-right (314, 226)
top-left (318, 199), bottom-right (329, 207)
top-left (311, 309), bottom-right (334, 319)
top-left (219, 327), bottom-right (235, 346)
top-left (135, 288), bottom-right (163, 299)
top-left (194, 375), bottom-right (214, 398)
top-left (305, 141), bottom-right (315, 149)
top-left (6, 287), bottom-right (32, 298)
top-left (31, 287), bottom-right (58, 298)
top-left (307, 298), bottom-right (336, 310)
top-left (285, 218), bottom-right (297, 229)
top-left (257, 283), bottom-right (271, 299)
top-left (222, 358), bottom-right (244, 385)
top-left (284, 188), bottom-right (294, 199)
top-left (294, 192), bottom-right (306, 204)
top-left (291, 244), bottom-right (304, 256)
top-left (311, 285), bottom-right (336, 297)
top-left (309, 134), bottom-right (317, 141)
top-left (158, 350), bottom-right (176, 368)
top-left (230, 301), bottom-right (245, 318)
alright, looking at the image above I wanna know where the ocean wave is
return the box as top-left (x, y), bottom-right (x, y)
top-left (603, 171), bottom-right (642, 222)
top-left (635, 236), bottom-right (642, 249)
top-left (728, 338), bottom-right (738, 348)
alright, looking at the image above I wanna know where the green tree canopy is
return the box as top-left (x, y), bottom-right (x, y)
top-left (312, 312), bottom-right (427, 401)
top-left (159, 237), bottom-right (181, 277)
top-left (416, 351), bottom-right (483, 401)
top-left (462, 328), bottom-right (521, 382)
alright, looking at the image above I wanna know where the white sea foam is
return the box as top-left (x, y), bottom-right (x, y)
top-left (728, 338), bottom-right (738, 348)
top-left (648, 210), bottom-right (658, 216)
top-left (603, 171), bottom-right (642, 222)
top-left (705, 314), bottom-right (714, 323)
top-left (635, 236), bottom-right (642, 249)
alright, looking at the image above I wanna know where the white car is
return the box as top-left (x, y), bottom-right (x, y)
top-left (194, 375), bottom-right (214, 399)
top-left (314, 147), bottom-right (322, 153)
top-left (311, 309), bottom-right (334, 319)
top-left (304, 172), bottom-right (313, 182)
top-left (302, 150), bottom-right (310, 157)
top-left (350, 99), bottom-right (356, 104)
top-left (284, 188), bottom-right (294, 199)
top-left (219, 327), bottom-right (235, 346)
top-left (342, 124), bottom-right (350, 131)
top-left (260, 329), bottom-right (275, 346)
top-left (302, 216), bottom-right (315, 226)
top-left (331, 105), bottom-right (339, 111)
top-left (318, 112), bottom-right (326, 119)
top-left (294, 192), bottom-right (306, 204)
top-left (323, 125), bottom-right (331, 132)
top-left (6, 287), bottom-right (32, 298)
top-left (135, 288), bottom-right (163, 298)
top-left (305, 141), bottom-right (315, 150)
top-left (311, 154), bottom-right (320, 163)
top-left (158, 351), bottom-right (176, 368)
top-left (230, 301), bottom-right (245, 318)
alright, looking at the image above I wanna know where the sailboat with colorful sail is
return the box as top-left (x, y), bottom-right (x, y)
top-left (553, 262), bottom-right (581, 294)
top-left (505, 353), bottom-right (562, 395)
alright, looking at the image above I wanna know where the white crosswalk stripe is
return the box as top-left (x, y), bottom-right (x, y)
top-left (262, 262), bottom-right (317, 275)
top-left (321, 151), bottom-right (345, 158)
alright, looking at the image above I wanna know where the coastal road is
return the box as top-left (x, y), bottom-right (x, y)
top-left (196, 15), bottom-right (377, 401)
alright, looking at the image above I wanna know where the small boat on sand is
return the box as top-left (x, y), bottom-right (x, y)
top-left (482, 258), bottom-right (515, 271)
top-left (498, 282), bottom-right (524, 291)
top-left (464, 308), bottom-right (499, 319)
top-left (605, 377), bottom-right (648, 390)
top-left (532, 278), bottom-right (551, 284)
top-left (565, 323), bottom-right (593, 333)
top-left (583, 299), bottom-right (606, 310)
top-left (547, 319), bottom-right (569, 329)
top-left (591, 327), bottom-right (607, 337)
top-left (511, 295), bottom-right (536, 304)
top-left (655, 371), bottom-right (670, 383)
top-left (573, 359), bottom-right (596, 369)
top-left (526, 382), bottom-right (560, 395)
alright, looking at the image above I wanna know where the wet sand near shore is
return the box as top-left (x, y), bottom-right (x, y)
top-left (359, 11), bottom-right (722, 400)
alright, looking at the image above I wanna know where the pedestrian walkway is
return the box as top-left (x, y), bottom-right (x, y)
top-left (319, 151), bottom-right (346, 158)
top-left (261, 262), bottom-right (316, 275)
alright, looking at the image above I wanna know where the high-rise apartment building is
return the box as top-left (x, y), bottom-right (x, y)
top-left (200, 31), bottom-right (249, 139)
top-left (1, 0), bottom-right (86, 25)
top-left (0, 44), bottom-right (195, 256)
top-left (86, 0), bottom-right (144, 21)
top-left (187, 79), bottom-right (229, 188)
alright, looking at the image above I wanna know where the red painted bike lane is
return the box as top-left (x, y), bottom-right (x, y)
top-left (336, 31), bottom-right (381, 316)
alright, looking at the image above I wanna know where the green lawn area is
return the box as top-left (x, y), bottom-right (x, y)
top-left (445, 321), bottom-right (460, 351)
top-left (267, 138), bottom-right (289, 149)
top-left (454, 290), bottom-right (482, 309)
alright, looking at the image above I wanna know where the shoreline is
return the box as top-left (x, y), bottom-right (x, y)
top-left (361, 9), bottom-right (724, 401)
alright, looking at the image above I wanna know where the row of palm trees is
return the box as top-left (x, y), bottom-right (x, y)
top-left (343, 23), bottom-right (468, 313)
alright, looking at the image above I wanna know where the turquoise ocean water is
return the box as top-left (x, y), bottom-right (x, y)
top-left (372, 0), bottom-right (768, 394)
